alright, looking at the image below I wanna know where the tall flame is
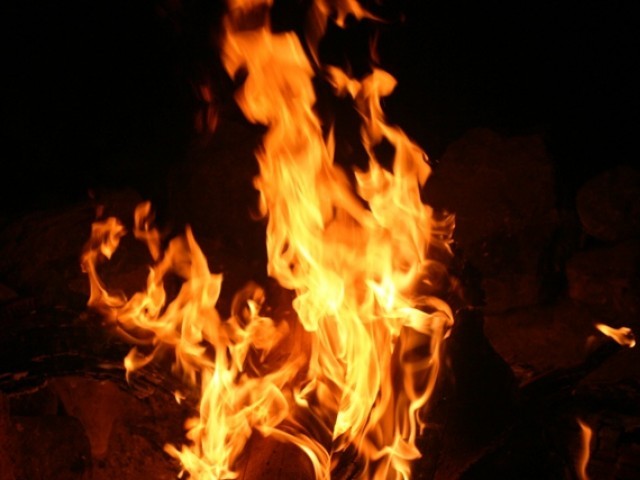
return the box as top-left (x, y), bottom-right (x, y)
top-left (82, 1), bottom-right (454, 479)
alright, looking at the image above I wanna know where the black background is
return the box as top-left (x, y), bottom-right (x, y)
top-left (3, 0), bottom-right (638, 218)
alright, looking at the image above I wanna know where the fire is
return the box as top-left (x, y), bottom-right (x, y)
top-left (576, 419), bottom-right (592, 480)
top-left (595, 323), bottom-right (636, 348)
top-left (82, 1), bottom-right (454, 479)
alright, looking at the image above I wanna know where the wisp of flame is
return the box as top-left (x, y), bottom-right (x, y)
top-left (576, 419), bottom-right (592, 480)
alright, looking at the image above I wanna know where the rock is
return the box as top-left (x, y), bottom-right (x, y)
top-left (52, 377), bottom-right (126, 459)
top-left (5, 414), bottom-right (92, 480)
top-left (576, 166), bottom-right (640, 242)
top-left (84, 371), bottom-right (187, 479)
top-left (87, 376), bottom-right (189, 480)
top-left (8, 385), bottom-right (59, 416)
top-left (92, 415), bottom-right (181, 480)
top-left (2, 374), bottom-right (187, 480)
top-left (481, 273), bottom-right (541, 315)
top-left (0, 284), bottom-right (17, 303)
top-left (484, 300), bottom-right (602, 383)
top-left (425, 128), bottom-right (558, 313)
top-left (566, 241), bottom-right (640, 322)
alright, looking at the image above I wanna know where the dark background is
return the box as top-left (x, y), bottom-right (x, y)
top-left (3, 0), bottom-right (638, 219)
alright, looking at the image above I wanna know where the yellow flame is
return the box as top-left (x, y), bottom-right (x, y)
top-left (595, 323), bottom-right (636, 348)
top-left (82, 0), bottom-right (454, 478)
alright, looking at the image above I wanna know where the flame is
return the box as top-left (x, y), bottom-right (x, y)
top-left (595, 323), bottom-right (636, 348)
top-left (305, 0), bottom-right (379, 64)
top-left (81, 217), bottom-right (127, 319)
top-left (576, 419), bottom-right (592, 480)
top-left (82, 1), bottom-right (454, 478)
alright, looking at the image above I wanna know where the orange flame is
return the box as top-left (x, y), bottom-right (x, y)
top-left (595, 323), bottom-right (636, 348)
top-left (81, 217), bottom-right (127, 319)
top-left (576, 419), bottom-right (592, 480)
top-left (305, 0), bottom-right (379, 64)
top-left (82, 1), bottom-right (454, 478)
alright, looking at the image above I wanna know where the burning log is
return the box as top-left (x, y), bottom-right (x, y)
top-left (1, 392), bottom-right (92, 480)
top-left (566, 242), bottom-right (640, 324)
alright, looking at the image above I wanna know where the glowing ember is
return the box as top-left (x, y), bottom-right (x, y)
top-left (595, 323), bottom-right (636, 348)
top-left (576, 419), bottom-right (592, 480)
top-left (82, 0), bottom-right (454, 478)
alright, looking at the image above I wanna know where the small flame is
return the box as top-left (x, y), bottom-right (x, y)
top-left (133, 201), bottom-right (161, 261)
top-left (174, 390), bottom-right (186, 405)
top-left (81, 217), bottom-right (127, 319)
top-left (576, 419), bottom-right (592, 480)
top-left (595, 323), bottom-right (636, 348)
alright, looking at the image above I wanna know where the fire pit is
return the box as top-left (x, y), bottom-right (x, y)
top-left (2, 1), bottom-right (639, 479)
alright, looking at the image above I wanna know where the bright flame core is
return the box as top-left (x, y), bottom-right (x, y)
top-left (82, 1), bottom-right (455, 479)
